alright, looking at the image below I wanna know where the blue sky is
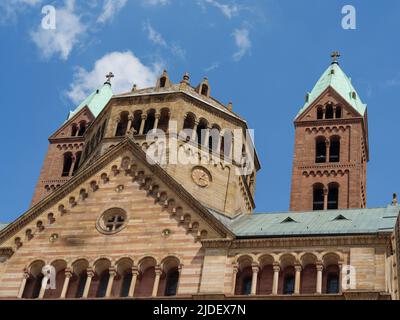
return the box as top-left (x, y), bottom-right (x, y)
top-left (0, 0), bottom-right (399, 223)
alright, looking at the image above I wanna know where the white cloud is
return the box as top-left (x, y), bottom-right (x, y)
top-left (203, 0), bottom-right (240, 19)
top-left (67, 51), bottom-right (162, 104)
top-left (97, 0), bottom-right (128, 24)
top-left (30, 0), bottom-right (86, 60)
top-left (232, 27), bottom-right (251, 61)
top-left (143, 0), bottom-right (170, 6)
top-left (144, 21), bottom-right (185, 59)
top-left (204, 62), bottom-right (220, 72)
top-left (144, 21), bottom-right (167, 47)
top-left (0, 0), bottom-right (43, 23)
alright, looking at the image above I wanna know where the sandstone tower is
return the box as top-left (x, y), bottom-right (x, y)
top-left (290, 53), bottom-right (369, 211)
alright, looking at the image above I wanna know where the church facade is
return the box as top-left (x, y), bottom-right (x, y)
top-left (0, 54), bottom-right (399, 300)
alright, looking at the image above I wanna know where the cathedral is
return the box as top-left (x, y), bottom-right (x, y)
top-left (0, 53), bottom-right (399, 300)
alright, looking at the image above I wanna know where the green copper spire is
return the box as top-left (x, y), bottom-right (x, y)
top-left (67, 74), bottom-right (114, 121)
top-left (296, 53), bottom-right (367, 119)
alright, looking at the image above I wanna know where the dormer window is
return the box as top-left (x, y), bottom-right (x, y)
top-left (201, 84), bottom-right (209, 96)
top-left (351, 91), bottom-right (357, 99)
top-left (160, 76), bottom-right (167, 88)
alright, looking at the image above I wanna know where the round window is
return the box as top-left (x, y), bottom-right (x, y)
top-left (97, 208), bottom-right (128, 234)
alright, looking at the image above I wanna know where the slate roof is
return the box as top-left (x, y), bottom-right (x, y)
top-left (67, 82), bottom-right (113, 121)
top-left (296, 62), bottom-right (367, 119)
top-left (208, 206), bottom-right (400, 238)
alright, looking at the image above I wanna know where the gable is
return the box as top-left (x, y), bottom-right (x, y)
top-left (0, 137), bottom-right (233, 253)
top-left (295, 86), bottom-right (363, 122)
top-left (49, 106), bottom-right (94, 140)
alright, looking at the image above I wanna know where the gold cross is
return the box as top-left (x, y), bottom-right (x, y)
top-left (331, 51), bottom-right (341, 63)
top-left (105, 72), bottom-right (114, 83)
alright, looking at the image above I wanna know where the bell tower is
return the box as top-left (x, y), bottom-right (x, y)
top-left (290, 52), bottom-right (369, 211)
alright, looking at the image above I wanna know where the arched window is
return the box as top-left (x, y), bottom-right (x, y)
top-left (313, 184), bottom-right (325, 211)
top-left (62, 152), bottom-right (73, 177)
top-left (329, 136), bottom-right (340, 163)
top-left (328, 183), bottom-right (339, 210)
top-left (327, 273), bottom-right (339, 294)
top-left (132, 111), bottom-right (142, 135)
top-left (221, 130), bottom-right (233, 159)
top-left (96, 271), bottom-right (110, 298)
top-left (164, 269), bottom-right (179, 296)
top-left (22, 261), bottom-right (45, 299)
top-left (182, 113), bottom-right (196, 140)
top-left (158, 108), bottom-right (170, 133)
top-left (71, 124), bottom-right (78, 137)
top-left (325, 104), bottom-right (334, 119)
top-left (283, 275), bottom-right (295, 295)
top-left (78, 121), bottom-right (87, 136)
top-left (75, 271), bottom-right (87, 298)
top-left (115, 112), bottom-right (129, 137)
top-left (315, 137), bottom-right (327, 163)
top-left (241, 276), bottom-right (252, 295)
top-left (196, 119), bottom-right (208, 146)
top-left (208, 125), bottom-right (220, 152)
top-left (335, 106), bottom-right (342, 119)
top-left (143, 110), bottom-right (156, 135)
top-left (120, 271), bottom-right (133, 298)
top-left (72, 151), bottom-right (82, 175)
top-left (317, 107), bottom-right (324, 120)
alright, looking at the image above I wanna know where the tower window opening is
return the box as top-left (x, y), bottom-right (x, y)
top-left (72, 151), bottom-right (82, 175)
top-left (313, 184), bottom-right (325, 211)
top-left (62, 152), bottom-right (73, 177)
top-left (328, 183), bottom-right (339, 210)
top-left (143, 110), bottom-right (156, 135)
top-left (315, 138), bottom-right (327, 163)
top-left (317, 107), bottom-right (324, 120)
top-left (132, 111), bottom-right (142, 135)
top-left (325, 104), bottom-right (334, 119)
top-left (335, 106), bottom-right (342, 119)
top-left (196, 120), bottom-right (208, 146)
top-left (115, 112), bottom-right (129, 137)
top-left (329, 137), bottom-right (340, 163)
top-left (71, 124), bottom-right (78, 137)
top-left (78, 121), bottom-right (87, 136)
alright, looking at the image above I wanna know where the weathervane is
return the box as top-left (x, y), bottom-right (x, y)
top-left (331, 51), bottom-right (341, 64)
top-left (105, 72), bottom-right (114, 84)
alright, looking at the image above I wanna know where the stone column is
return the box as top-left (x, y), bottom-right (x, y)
top-left (82, 268), bottom-right (94, 298)
top-left (251, 264), bottom-right (259, 295)
top-left (272, 264), bottom-right (280, 295)
top-left (106, 267), bottom-right (117, 298)
top-left (203, 128), bottom-right (210, 149)
top-left (316, 263), bottom-right (323, 294)
top-left (128, 267), bottom-right (139, 298)
top-left (17, 270), bottom-right (30, 299)
top-left (152, 266), bottom-right (162, 297)
top-left (139, 114), bottom-right (147, 135)
top-left (126, 116), bottom-right (133, 135)
top-left (294, 264), bottom-right (302, 294)
top-left (231, 264), bottom-right (238, 295)
top-left (339, 263), bottom-right (343, 293)
top-left (323, 187), bottom-right (328, 211)
top-left (154, 113), bottom-right (161, 130)
top-left (326, 139), bottom-right (330, 163)
top-left (39, 272), bottom-right (52, 299)
top-left (60, 268), bottom-right (73, 299)
top-left (191, 121), bottom-right (199, 142)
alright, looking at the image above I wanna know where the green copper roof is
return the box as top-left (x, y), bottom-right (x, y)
top-left (208, 206), bottom-right (399, 238)
top-left (67, 83), bottom-right (113, 120)
top-left (296, 62), bottom-right (367, 119)
top-left (0, 223), bottom-right (8, 232)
